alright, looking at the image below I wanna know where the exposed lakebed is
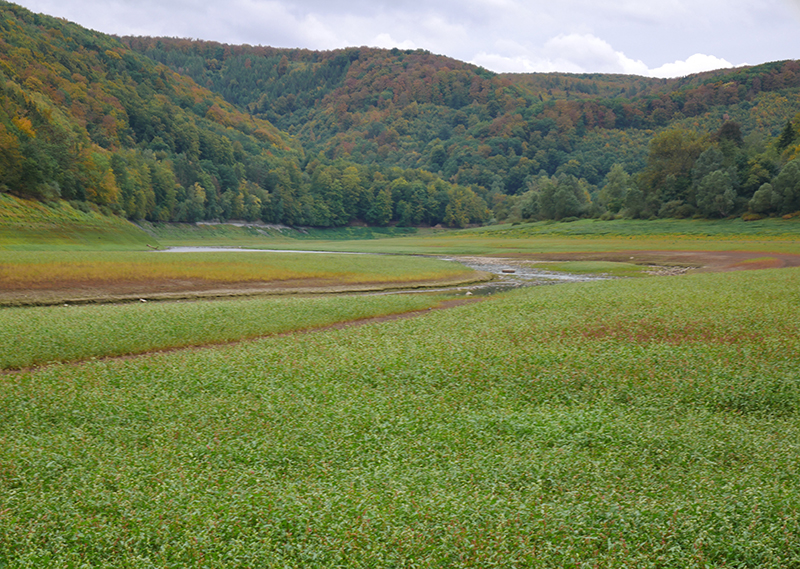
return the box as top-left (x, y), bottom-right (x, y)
top-left (157, 247), bottom-right (611, 296)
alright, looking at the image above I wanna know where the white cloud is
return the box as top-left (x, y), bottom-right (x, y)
top-left (471, 34), bottom-right (742, 79)
top-left (472, 34), bottom-right (651, 76)
top-left (371, 33), bottom-right (417, 50)
top-left (647, 54), bottom-right (737, 78)
top-left (11, 0), bottom-right (796, 77)
top-left (543, 34), bottom-right (649, 75)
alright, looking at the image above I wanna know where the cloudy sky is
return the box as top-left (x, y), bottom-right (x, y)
top-left (13, 0), bottom-right (800, 78)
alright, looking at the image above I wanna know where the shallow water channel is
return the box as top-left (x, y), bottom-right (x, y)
top-left (157, 247), bottom-right (610, 296)
top-left (442, 257), bottom-right (610, 296)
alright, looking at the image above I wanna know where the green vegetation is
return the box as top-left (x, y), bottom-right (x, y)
top-left (4, 0), bottom-right (800, 232)
top-left (140, 220), bottom-right (424, 247)
top-left (3, 4), bottom-right (800, 563)
top-left (0, 193), bottom-right (154, 250)
top-left (0, 292), bottom-right (450, 370)
top-left (126, 37), bottom-right (800, 225)
top-left (1, 269), bottom-right (799, 566)
top-left (0, 1), bottom-right (489, 230)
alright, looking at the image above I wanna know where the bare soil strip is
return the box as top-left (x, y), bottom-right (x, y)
top-left (0, 273), bottom-right (493, 307)
top-left (498, 250), bottom-right (800, 272)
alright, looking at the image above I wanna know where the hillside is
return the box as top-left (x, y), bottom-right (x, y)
top-left (0, 2), bottom-right (489, 229)
top-left (2, 1), bottom-right (800, 228)
top-left (126, 36), bottom-right (800, 221)
top-left (0, 2), bottom-right (308, 222)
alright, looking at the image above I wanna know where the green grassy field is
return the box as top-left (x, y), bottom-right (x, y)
top-left (0, 194), bottom-right (153, 251)
top-left (1, 268), bottom-right (799, 567)
top-left (0, 292), bottom-right (454, 370)
top-left (3, 201), bottom-right (800, 566)
top-left (142, 218), bottom-right (800, 256)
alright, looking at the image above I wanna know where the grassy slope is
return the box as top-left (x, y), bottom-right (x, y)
top-left (1, 269), bottom-right (798, 566)
top-left (0, 194), bottom-right (155, 251)
top-left (3, 196), bottom-right (799, 255)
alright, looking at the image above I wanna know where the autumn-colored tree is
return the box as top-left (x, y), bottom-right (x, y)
top-left (639, 129), bottom-right (708, 208)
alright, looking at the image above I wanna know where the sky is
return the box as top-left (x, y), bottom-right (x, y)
top-left (12, 0), bottom-right (800, 78)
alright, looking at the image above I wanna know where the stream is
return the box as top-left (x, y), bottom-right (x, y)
top-left (156, 247), bottom-right (612, 296)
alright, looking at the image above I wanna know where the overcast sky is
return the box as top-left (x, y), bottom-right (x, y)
top-left (13, 0), bottom-right (800, 78)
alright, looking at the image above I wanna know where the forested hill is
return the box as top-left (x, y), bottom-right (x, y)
top-left (2, 0), bottom-right (800, 227)
top-left (127, 36), bottom-right (800, 221)
top-left (0, 2), bottom-right (492, 228)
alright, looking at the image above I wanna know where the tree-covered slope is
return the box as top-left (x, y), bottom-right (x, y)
top-left (0, 2), bottom-right (492, 228)
top-left (125, 36), bottom-right (800, 221)
top-left (2, 1), bottom-right (800, 228)
top-left (0, 1), bottom-right (304, 222)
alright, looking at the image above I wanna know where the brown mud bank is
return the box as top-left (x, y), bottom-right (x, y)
top-left (497, 250), bottom-right (800, 273)
top-left (0, 272), bottom-right (493, 307)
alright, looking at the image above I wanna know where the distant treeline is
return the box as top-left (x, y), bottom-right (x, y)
top-left (496, 119), bottom-right (800, 222)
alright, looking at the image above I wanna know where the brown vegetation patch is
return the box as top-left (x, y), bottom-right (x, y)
top-left (728, 257), bottom-right (783, 270)
top-left (500, 250), bottom-right (800, 273)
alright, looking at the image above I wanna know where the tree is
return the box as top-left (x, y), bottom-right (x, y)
top-left (777, 119), bottom-right (796, 151)
top-left (749, 183), bottom-right (775, 214)
top-left (519, 190), bottom-right (539, 220)
top-left (696, 170), bottom-right (735, 217)
top-left (716, 121), bottom-right (743, 148)
top-left (598, 164), bottom-right (630, 214)
top-left (429, 143), bottom-right (446, 170)
top-left (771, 159), bottom-right (800, 214)
top-left (178, 182), bottom-right (206, 222)
top-left (366, 187), bottom-right (393, 226)
top-left (692, 147), bottom-right (725, 185)
top-left (538, 175), bottom-right (587, 220)
top-left (624, 186), bottom-right (645, 218)
top-left (340, 166), bottom-right (365, 219)
top-left (639, 128), bottom-right (708, 207)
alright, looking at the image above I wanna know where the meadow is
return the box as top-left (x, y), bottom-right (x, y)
top-left (0, 194), bottom-right (153, 251)
top-left (3, 206), bottom-right (800, 566)
top-left (0, 292), bottom-right (453, 370)
top-left (135, 217), bottom-right (800, 257)
top-left (1, 268), bottom-right (799, 567)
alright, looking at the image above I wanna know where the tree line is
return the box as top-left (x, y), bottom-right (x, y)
top-left (494, 118), bottom-right (800, 222)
